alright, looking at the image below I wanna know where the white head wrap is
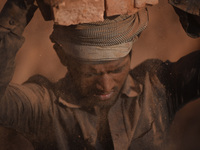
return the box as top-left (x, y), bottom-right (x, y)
top-left (50, 9), bottom-right (148, 61)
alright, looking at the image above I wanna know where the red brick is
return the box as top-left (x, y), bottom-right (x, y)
top-left (135, 0), bottom-right (158, 8)
top-left (52, 0), bottom-right (104, 26)
top-left (41, 0), bottom-right (159, 25)
top-left (134, 0), bottom-right (146, 8)
top-left (105, 0), bottom-right (143, 16)
top-left (106, 0), bottom-right (129, 16)
top-left (146, 0), bottom-right (159, 5)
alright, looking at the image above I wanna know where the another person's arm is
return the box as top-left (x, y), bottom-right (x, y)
top-left (169, 0), bottom-right (200, 38)
top-left (161, 50), bottom-right (200, 120)
top-left (161, 0), bottom-right (200, 118)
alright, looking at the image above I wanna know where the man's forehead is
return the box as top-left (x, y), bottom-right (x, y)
top-left (70, 55), bottom-right (130, 72)
top-left (71, 54), bottom-right (129, 65)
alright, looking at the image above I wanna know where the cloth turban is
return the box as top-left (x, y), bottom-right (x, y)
top-left (50, 9), bottom-right (148, 61)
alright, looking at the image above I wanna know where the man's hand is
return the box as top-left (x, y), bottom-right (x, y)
top-left (0, 0), bottom-right (38, 35)
top-left (7, 0), bottom-right (38, 24)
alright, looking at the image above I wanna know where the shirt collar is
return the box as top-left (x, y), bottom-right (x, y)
top-left (58, 97), bottom-right (81, 108)
top-left (121, 74), bottom-right (142, 98)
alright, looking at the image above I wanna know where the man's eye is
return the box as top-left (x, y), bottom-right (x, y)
top-left (83, 72), bottom-right (99, 78)
top-left (83, 73), bottom-right (94, 78)
top-left (110, 68), bottom-right (123, 74)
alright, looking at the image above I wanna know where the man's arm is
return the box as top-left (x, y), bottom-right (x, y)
top-left (0, 0), bottom-right (50, 136)
top-left (0, 0), bottom-right (37, 100)
top-left (0, 2), bottom-right (57, 144)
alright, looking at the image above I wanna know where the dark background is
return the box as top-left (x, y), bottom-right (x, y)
top-left (0, 0), bottom-right (200, 84)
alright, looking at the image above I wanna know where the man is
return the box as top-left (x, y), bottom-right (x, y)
top-left (0, 0), bottom-right (200, 150)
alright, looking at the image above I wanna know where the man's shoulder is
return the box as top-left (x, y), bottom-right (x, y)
top-left (7, 75), bottom-right (54, 97)
top-left (24, 74), bottom-right (55, 90)
top-left (24, 74), bottom-right (68, 99)
top-left (130, 59), bottom-right (167, 83)
top-left (5, 75), bottom-right (57, 113)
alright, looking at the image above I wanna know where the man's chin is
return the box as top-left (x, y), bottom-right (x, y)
top-left (92, 93), bottom-right (119, 108)
top-left (79, 91), bottom-right (119, 108)
top-left (95, 99), bottom-right (117, 108)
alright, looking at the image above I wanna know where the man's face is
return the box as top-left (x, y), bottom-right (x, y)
top-left (67, 55), bottom-right (131, 108)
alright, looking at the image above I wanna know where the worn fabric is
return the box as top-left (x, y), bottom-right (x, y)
top-left (52, 41), bottom-right (134, 61)
top-left (50, 9), bottom-right (148, 61)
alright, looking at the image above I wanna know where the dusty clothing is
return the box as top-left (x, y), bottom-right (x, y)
top-left (1, 72), bottom-right (168, 150)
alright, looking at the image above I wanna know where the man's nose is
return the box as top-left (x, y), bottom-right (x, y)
top-left (96, 74), bottom-right (114, 93)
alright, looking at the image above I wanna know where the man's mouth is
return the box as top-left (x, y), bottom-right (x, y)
top-left (94, 91), bottom-right (114, 101)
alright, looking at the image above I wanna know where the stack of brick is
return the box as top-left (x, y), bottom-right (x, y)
top-left (36, 0), bottom-right (158, 26)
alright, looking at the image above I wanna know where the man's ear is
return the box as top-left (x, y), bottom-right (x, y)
top-left (53, 44), bottom-right (68, 66)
